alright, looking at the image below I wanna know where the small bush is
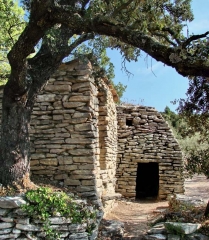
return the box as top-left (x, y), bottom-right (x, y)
top-left (166, 195), bottom-right (209, 236)
top-left (165, 222), bottom-right (185, 237)
top-left (22, 187), bottom-right (97, 239)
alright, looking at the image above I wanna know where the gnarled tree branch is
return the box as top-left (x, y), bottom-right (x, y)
top-left (182, 31), bottom-right (209, 48)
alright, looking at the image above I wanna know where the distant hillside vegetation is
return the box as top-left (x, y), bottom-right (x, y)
top-left (161, 106), bottom-right (209, 178)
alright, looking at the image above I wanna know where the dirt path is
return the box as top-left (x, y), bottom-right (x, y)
top-left (184, 175), bottom-right (209, 202)
top-left (105, 175), bottom-right (209, 239)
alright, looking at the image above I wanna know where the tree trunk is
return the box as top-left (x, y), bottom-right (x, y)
top-left (0, 83), bottom-right (33, 186)
top-left (204, 200), bottom-right (209, 217)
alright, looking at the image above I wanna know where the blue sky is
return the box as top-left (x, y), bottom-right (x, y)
top-left (107, 0), bottom-right (209, 112)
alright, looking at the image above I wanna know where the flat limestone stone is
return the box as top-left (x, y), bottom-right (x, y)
top-left (185, 233), bottom-right (209, 240)
top-left (0, 197), bottom-right (26, 209)
top-left (16, 223), bottom-right (41, 231)
top-left (0, 233), bottom-right (20, 239)
top-left (0, 209), bottom-right (9, 216)
top-left (148, 223), bottom-right (166, 235)
top-left (168, 234), bottom-right (181, 240)
top-left (165, 222), bottom-right (201, 235)
top-left (144, 234), bottom-right (167, 239)
top-left (68, 232), bottom-right (88, 240)
top-left (0, 223), bottom-right (14, 229)
top-left (0, 228), bottom-right (12, 234)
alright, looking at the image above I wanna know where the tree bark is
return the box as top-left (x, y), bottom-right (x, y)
top-left (204, 200), bottom-right (209, 217)
top-left (0, 83), bottom-right (33, 185)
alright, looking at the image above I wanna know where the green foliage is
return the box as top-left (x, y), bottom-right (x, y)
top-left (184, 148), bottom-right (209, 178)
top-left (167, 194), bottom-right (209, 236)
top-left (64, 35), bottom-right (127, 100)
top-left (165, 223), bottom-right (185, 237)
top-left (12, 0), bottom-right (201, 102)
top-left (198, 222), bottom-right (209, 236)
top-left (20, 0), bottom-right (195, 100)
top-left (168, 195), bottom-right (196, 213)
top-left (162, 106), bottom-right (182, 129)
top-left (22, 187), bottom-right (97, 239)
top-left (177, 76), bottom-right (209, 140)
top-left (173, 76), bottom-right (209, 177)
top-left (112, 82), bottom-right (127, 102)
top-left (88, 0), bottom-right (193, 47)
top-left (162, 106), bottom-right (209, 177)
top-left (0, 0), bottom-right (25, 82)
top-left (161, 106), bottom-right (187, 139)
top-left (95, 49), bottom-right (127, 100)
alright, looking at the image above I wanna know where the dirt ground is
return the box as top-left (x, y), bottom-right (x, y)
top-left (105, 175), bottom-right (209, 239)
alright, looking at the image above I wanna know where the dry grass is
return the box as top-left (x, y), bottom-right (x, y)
top-left (0, 173), bottom-right (70, 197)
top-left (166, 197), bottom-right (209, 236)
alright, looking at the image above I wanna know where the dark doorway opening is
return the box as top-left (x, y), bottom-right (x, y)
top-left (126, 118), bottom-right (133, 126)
top-left (136, 162), bottom-right (159, 199)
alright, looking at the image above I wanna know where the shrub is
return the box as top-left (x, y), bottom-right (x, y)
top-left (22, 187), bottom-right (97, 239)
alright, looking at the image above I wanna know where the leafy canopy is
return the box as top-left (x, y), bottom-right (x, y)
top-left (0, 0), bottom-right (25, 82)
top-left (81, 0), bottom-right (194, 65)
top-left (16, 0), bottom-right (209, 79)
top-left (0, 1), bottom-right (127, 98)
top-left (15, 0), bottom-right (204, 100)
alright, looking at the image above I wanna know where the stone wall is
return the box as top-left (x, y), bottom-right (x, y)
top-left (29, 60), bottom-right (101, 205)
top-left (96, 79), bottom-right (120, 213)
top-left (116, 106), bottom-right (184, 199)
top-left (0, 195), bottom-right (101, 240)
top-left (0, 59), bottom-right (118, 210)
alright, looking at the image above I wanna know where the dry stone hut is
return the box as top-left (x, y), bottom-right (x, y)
top-left (0, 59), bottom-right (184, 213)
top-left (116, 106), bottom-right (184, 200)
